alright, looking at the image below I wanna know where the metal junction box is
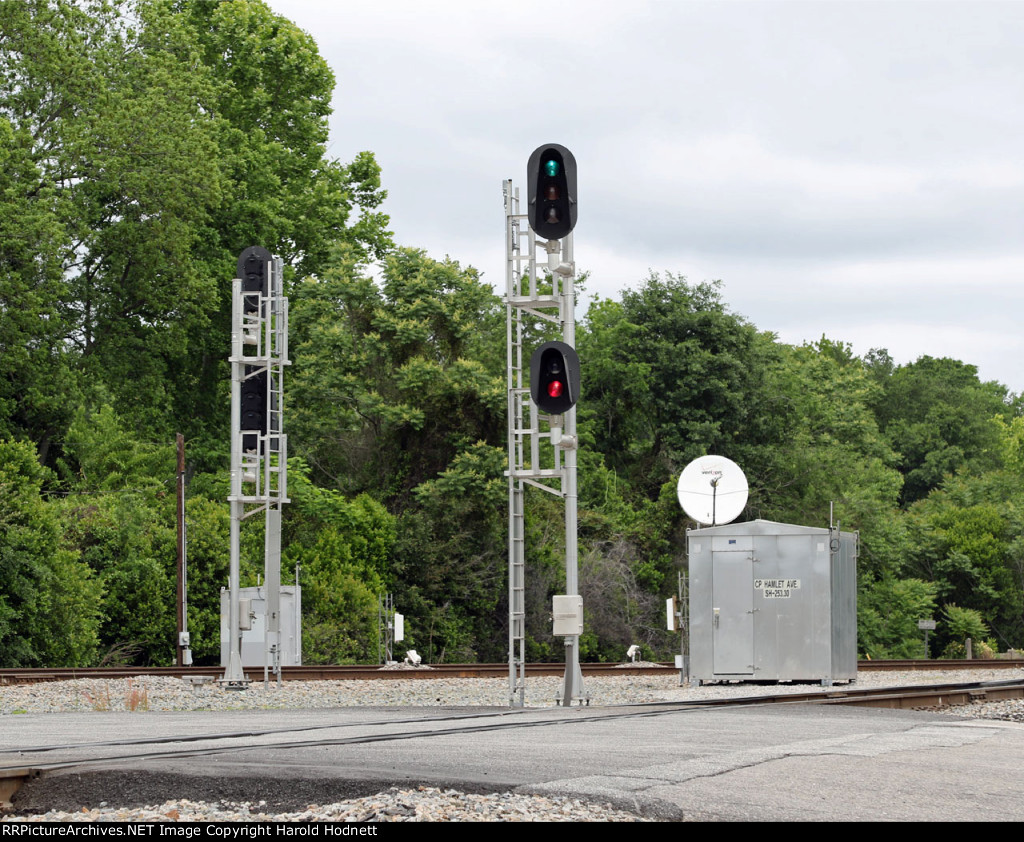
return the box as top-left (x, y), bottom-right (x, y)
top-left (220, 585), bottom-right (302, 667)
top-left (688, 520), bottom-right (857, 685)
top-left (552, 595), bottom-right (584, 636)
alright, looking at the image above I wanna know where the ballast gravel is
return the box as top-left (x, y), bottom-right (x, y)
top-left (2, 665), bottom-right (1022, 822)
top-left (5, 666), bottom-right (1021, 714)
top-left (4, 790), bottom-right (649, 823)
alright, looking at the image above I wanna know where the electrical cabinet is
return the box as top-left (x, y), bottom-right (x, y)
top-left (688, 520), bottom-right (857, 685)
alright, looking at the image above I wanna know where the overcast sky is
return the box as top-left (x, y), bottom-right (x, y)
top-left (268, 0), bottom-right (1024, 393)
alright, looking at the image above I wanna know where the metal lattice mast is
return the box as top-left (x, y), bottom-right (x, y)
top-left (223, 251), bottom-right (290, 688)
top-left (378, 593), bottom-right (398, 665)
top-left (505, 169), bottom-right (586, 708)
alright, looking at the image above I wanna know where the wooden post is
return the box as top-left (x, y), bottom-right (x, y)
top-left (176, 433), bottom-right (186, 667)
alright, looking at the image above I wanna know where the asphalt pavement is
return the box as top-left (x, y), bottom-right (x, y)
top-left (4, 703), bottom-right (1023, 821)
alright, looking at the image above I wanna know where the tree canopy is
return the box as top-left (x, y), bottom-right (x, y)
top-left (0, 0), bottom-right (1020, 666)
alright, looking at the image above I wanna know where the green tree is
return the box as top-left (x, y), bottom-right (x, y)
top-left (176, 0), bottom-right (391, 274)
top-left (858, 577), bottom-right (936, 659)
top-left (0, 440), bottom-right (101, 666)
top-left (576, 273), bottom-right (791, 616)
top-left (942, 603), bottom-right (989, 654)
top-left (284, 465), bottom-right (396, 664)
top-left (66, 494), bottom-right (177, 665)
top-left (0, 116), bottom-right (78, 459)
top-left (902, 499), bottom-right (1019, 642)
top-left (169, 0), bottom-right (393, 460)
top-left (289, 247), bottom-right (504, 499)
top-left (994, 415), bottom-right (1024, 475)
top-left (761, 339), bottom-right (903, 576)
top-left (579, 273), bottom-right (786, 504)
top-left (895, 453), bottom-right (1024, 651)
top-left (178, 495), bottom-right (230, 664)
top-left (869, 355), bottom-right (1013, 506)
top-left (393, 443), bottom-right (507, 662)
top-left (0, 0), bottom-right (226, 440)
top-left (56, 405), bottom-right (178, 665)
top-left (0, 0), bottom-right (392, 460)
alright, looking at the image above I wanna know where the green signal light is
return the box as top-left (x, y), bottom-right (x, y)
top-left (544, 159), bottom-right (560, 177)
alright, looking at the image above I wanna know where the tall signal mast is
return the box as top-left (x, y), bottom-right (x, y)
top-left (505, 145), bottom-right (586, 707)
top-left (222, 247), bottom-right (290, 688)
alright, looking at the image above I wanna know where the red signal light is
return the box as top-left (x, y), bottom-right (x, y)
top-left (529, 340), bottom-right (580, 414)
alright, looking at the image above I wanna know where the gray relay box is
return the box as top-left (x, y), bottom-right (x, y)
top-left (220, 585), bottom-right (302, 667)
top-left (688, 520), bottom-right (857, 685)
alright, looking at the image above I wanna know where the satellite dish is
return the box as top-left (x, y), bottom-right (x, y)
top-left (677, 455), bottom-right (748, 526)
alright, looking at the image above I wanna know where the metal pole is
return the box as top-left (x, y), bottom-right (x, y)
top-left (560, 233), bottom-right (585, 706)
top-left (678, 570), bottom-right (690, 685)
top-left (225, 501), bottom-right (245, 684)
top-left (265, 502), bottom-right (282, 687)
top-left (295, 563), bottom-right (301, 666)
top-left (223, 279), bottom-right (247, 687)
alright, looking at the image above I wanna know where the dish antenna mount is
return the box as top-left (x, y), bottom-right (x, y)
top-left (676, 455), bottom-right (748, 526)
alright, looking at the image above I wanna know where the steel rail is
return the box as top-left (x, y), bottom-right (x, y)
top-left (0, 663), bottom-right (676, 684)
top-left (856, 658), bottom-right (1024, 671)
top-left (2, 659), bottom-right (1022, 685)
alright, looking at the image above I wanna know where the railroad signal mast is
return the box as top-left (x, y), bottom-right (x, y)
top-left (223, 247), bottom-right (290, 688)
top-left (506, 144), bottom-right (586, 707)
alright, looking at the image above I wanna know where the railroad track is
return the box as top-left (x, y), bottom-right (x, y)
top-left (2, 659), bottom-right (1022, 685)
top-left (857, 658), bottom-right (1024, 671)
top-left (0, 663), bottom-right (666, 685)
